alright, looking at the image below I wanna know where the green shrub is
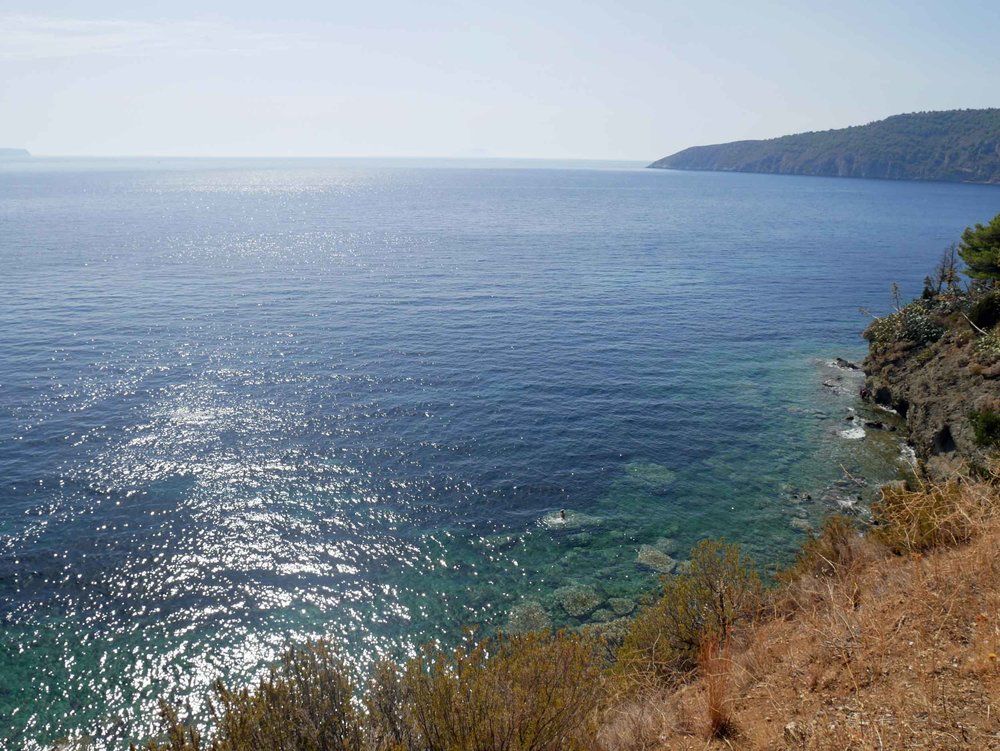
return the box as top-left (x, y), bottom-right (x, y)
top-left (968, 291), bottom-right (1000, 330)
top-left (399, 630), bottom-right (603, 751)
top-left (973, 329), bottom-right (1000, 364)
top-left (615, 540), bottom-right (761, 687)
top-left (779, 515), bottom-right (861, 581)
top-left (139, 632), bottom-right (604, 751)
top-left (969, 407), bottom-right (1000, 448)
top-left (363, 660), bottom-right (415, 751)
top-left (863, 301), bottom-right (944, 347)
top-left (135, 641), bottom-right (363, 751)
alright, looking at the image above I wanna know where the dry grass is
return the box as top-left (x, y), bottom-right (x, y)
top-left (778, 515), bottom-right (869, 581)
top-left (871, 465), bottom-right (998, 552)
top-left (595, 690), bottom-right (677, 751)
top-left (699, 639), bottom-right (737, 741)
top-left (596, 471), bottom-right (1000, 751)
top-left (400, 629), bottom-right (604, 751)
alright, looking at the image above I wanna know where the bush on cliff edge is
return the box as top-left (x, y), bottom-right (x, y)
top-left (136, 631), bottom-right (605, 751)
top-left (615, 539), bottom-right (761, 688)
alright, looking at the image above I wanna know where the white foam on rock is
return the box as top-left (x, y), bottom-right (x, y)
top-left (838, 425), bottom-right (866, 440)
top-left (898, 443), bottom-right (918, 467)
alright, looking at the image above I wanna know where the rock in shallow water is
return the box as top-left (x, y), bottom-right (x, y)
top-left (542, 511), bottom-right (603, 530)
top-left (554, 584), bottom-right (603, 617)
top-left (581, 616), bottom-right (632, 647)
top-left (652, 536), bottom-right (677, 555)
top-left (589, 608), bottom-right (614, 623)
top-left (608, 597), bottom-right (636, 616)
top-left (835, 357), bottom-right (860, 370)
top-left (624, 461), bottom-right (677, 490)
top-left (505, 599), bottom-right (552, 634)
top-left (637, 545), bottom-right (677, 574)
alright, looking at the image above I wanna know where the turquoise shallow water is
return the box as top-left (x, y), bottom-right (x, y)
top-left (1, 159), bottom-right (998, 748)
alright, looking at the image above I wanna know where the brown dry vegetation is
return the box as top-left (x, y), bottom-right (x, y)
top-left (599, 469), bottom-right (1000, 751)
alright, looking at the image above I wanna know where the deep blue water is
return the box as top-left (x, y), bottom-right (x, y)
top-left (1, 159), bottom-right (997, 748)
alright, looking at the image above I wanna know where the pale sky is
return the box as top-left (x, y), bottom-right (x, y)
top-left (1, 0), bottom-right (998, 159)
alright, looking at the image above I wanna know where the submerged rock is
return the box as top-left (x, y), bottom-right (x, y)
top-left (589, 608), bottom-right (614, 623)
top-left (864, 420), bottom-right (895, 431)
top-left (651, 536), bottom-right (678, 555)
top-left (481, 533), bottom-right (522, 553)
top-left (541, 511), bottom-right (603, 530)
top-left (608, 597), bottom-right (636, 616)
top-left (506, 599), bottom-right (552, 634)
top-left (554, 584), bottom-right (602, 617)
top-left (580, 616), bottom-right (632, 647)
top-left (624, 461), bottom-right (678, 490)
top-left (790, 517), bottom-right (812, 532)
top-left (637, 545), bottom-right (677, 574)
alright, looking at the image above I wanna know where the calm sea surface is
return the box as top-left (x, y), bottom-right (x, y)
top-left (1, 158), bottom-right (997, 748)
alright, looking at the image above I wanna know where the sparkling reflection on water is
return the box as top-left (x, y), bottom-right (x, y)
top-left (1, 159), bottom-right (997, 748)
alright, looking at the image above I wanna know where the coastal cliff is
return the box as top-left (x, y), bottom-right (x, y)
top-left (649, 109), bottom-right (1000, 184)
top-left (862, 291), bottom-right (1000, 476)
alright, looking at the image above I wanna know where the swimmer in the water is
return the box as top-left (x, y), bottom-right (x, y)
top-left (560, 509), bottom-right (566, 521)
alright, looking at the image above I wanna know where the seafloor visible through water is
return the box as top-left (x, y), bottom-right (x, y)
top-left (1, 158), bottom-right (997, 748)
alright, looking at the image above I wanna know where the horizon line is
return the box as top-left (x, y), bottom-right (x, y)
top-left (12, 153), bottom-right (653, 163)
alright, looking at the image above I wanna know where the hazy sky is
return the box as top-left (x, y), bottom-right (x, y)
top-left (2, 0), bottom-right (998, 159)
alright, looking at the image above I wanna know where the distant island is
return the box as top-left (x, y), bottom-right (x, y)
top-left (649, 108), bottom-right (1000, 184)
top-left (0, 148), bottom-right (30, 159)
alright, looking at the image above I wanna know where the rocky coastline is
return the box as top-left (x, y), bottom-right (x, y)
top-left (861, 302), bottom-right (1000, 477)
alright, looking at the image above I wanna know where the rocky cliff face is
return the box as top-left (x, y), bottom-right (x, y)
top-left (862, 323), bottom-right (1000, 476)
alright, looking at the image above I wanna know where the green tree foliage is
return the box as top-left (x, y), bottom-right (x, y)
top-left (959, 213), bottom-right (1000, 283)
top-left (616, 539), bottom-right (761, 686)
top-left (968, 290), bottom-right (1000, 330)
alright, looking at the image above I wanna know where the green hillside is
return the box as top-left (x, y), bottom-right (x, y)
top-left (649, 109), bottom-right (1000, 184)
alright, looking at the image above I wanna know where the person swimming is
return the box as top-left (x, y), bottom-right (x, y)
top-left (560, 508), bottom-right (566, 521)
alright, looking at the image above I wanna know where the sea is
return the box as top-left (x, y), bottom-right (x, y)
top-left (1, 157), bottom-right (997, 749)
